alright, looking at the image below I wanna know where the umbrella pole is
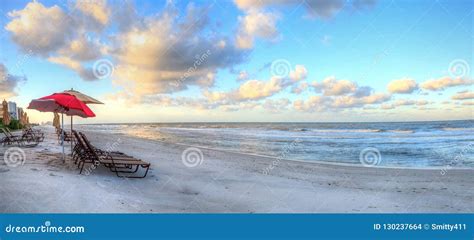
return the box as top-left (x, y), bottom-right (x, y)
top-left (70, 116), bottom-right (73, 155)
top-left (61, 112), bottom-right (65, 162)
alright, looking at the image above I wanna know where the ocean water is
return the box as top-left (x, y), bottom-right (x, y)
top-left (81, 120), bottom-right (474, 168)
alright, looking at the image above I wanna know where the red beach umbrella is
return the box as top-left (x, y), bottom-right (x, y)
top-left (28, 93), bottom-right (96, 160)
top-left (28, 93), bottom-right (95, 118)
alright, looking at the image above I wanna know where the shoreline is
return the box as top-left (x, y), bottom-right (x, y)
top-left (1, 126), bottom-right (472, 213)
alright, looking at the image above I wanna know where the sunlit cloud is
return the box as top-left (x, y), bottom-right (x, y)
top-left (387, 78), bottom-right (418, 94)
top-left (420, 76), bottom-right (473, 91)
top-left (451, 90), bottom-right (474, 100)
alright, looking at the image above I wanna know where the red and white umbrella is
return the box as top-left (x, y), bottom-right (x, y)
top-left (28, 93), bottom-right (96, 160)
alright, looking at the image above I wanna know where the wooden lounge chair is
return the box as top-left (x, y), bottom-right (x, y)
top-left (23, 126), bottom-right (44, 141)
top-left (71, 130), bottom-right (133, 165)
top-left (6, 128), bottom-right (43, 144)
top-left (73, 131), bottom-right (150, 178)
top-left (20, 127), bottom-right (44, 142)
top-left (56, 127), bottom-right (73, 143)
top-left (1, 128), bottom-right (39, 147)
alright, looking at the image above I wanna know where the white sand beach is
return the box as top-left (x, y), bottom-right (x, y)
top-left (0, 126), bottom-right (472, 213)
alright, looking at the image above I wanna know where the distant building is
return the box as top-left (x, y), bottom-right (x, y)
top-left (17, 107), bottom-right (23, 122)
top-left (8, 101), bottom-right (18, 120)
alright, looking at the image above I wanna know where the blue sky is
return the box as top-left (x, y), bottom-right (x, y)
top-left (0, 0), bottom-right (472, 123)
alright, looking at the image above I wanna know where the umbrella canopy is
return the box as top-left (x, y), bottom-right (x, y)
top-left (28, 93), bottom-right (96, 161)
top-left (63, 89), bottom-right (103, 104)
top-left (2, 100), bottom-right (10, 126)
top-left (28, 93), bottom-right (95, 118)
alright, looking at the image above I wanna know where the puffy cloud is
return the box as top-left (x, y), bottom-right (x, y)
top-left (238, 77), bottom-right (283, 100)
top-left (5, 1), bottom-right (74, 56)
top-left (293, 96), bottom-right (330, 112)
top-left (387, 78), bottom-right (418, 94)
top-left (291, 82), bottom-right (309, 94)
top-left (5, 1), bottom-right (107, 81)
top-left (452, 90), bottom-right (474, 100)
top-left (60, 37), bottom-right (103, 62)
top-left (420, 76), bottom-right (473, 91)
top-left (289, 65), bottom-right (308, 82)
top-left (6, 1), bottom-right (246, 91)
top-left (312, 76), bottom-right (357, 96)
top-left (235, 10), bottom-right (279, 49)
top-left (111, 3), bottom-right (248, 95)
top-left (0, 63), bottom-right (25, 98)
top-left (75, 0), bottom-right (110, 26)
top-left (204, 65), bottom-right (308, 103)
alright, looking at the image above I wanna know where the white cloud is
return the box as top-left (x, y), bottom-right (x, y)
top-left (0, 63), bottom-right (25, 99)
top-left (75, 0), bottom-right (110, 26)
top-left (387, 78), bottom-right (418, 94)
top-left (237, 77), bottom-right (284, 100)
top-left (420, 76), bottom-right (473, 91)
top-left (452, 90), bottom-right (474, 100)
top-left (294, 96), bottom-right (330, 112)
top-left (289, 65), bottom-right (308, 82)
top-left (236, 10), bottom-right (279, 49)
top-left (5, 1), bottom-right (74, 56)
top-left (312, 76), bottom-right (357, 96)
top-left (291, 82), bottom-right (309, 94)
top-left (110, 3), bottom-right (248, 96)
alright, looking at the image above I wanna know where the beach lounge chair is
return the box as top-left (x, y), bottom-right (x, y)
top-left (71, 130), bottom-right (133, 165)
top-left (23, 126), bottom-right (44, 140)
top-left (73, 131), bottom-right (150, 178)
top-left (1, 128), bottom-right (40, 147)
top-left (5, 128), bottom-right (43, 144)
top-left (21, 127), bottom-right (44, 142)
top-left (56, 127), bottom-right (73, 143)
